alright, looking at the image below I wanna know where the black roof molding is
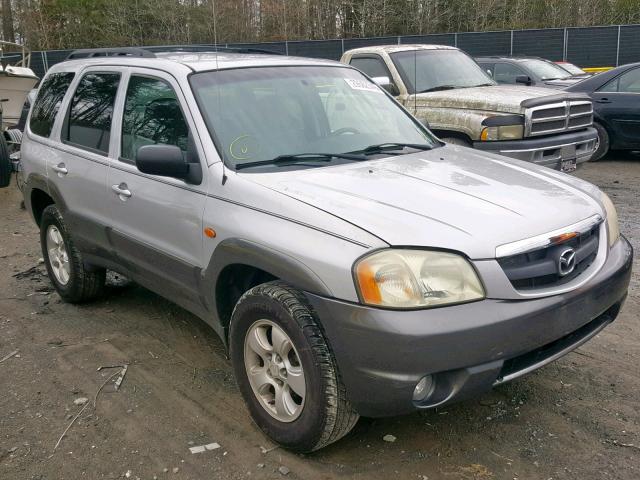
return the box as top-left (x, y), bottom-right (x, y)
top-left (66, 47), bottom-right (156, 60)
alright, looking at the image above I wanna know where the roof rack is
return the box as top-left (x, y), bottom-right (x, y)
top-left (66, 47), bottom-right (156, 60)
top-left (66, 45), bottom-right (284, 61)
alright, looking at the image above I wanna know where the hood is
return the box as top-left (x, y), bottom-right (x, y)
top-left (412, 85), bottom-right (564, 114)
top-left (245, 147), bottom-right (603, 259)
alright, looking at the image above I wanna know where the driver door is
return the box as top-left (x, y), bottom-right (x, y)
top-left (106, 68), bottom-right (208, 307)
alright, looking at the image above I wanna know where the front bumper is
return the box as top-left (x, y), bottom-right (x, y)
top-left (473, 127), bottom-right (598, 170)
top-left (305, 236), bottom-right (632, 417)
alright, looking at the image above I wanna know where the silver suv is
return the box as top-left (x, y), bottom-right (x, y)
top-left (19, 48), bottom-right (632, 452)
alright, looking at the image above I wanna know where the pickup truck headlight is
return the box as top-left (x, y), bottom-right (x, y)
top-left (354, 249), bottom-right (485, 308)
top-left (480, 124), bottom-right (524, 141)
top-left (601, 192), bottom-right (620, 247)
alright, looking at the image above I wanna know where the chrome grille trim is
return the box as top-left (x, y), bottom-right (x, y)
top-left (525, 100), bottom-right (594, 137)
top-left (495, 214), bottom-right (603, 258)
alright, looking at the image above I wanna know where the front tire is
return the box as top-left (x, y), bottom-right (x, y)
top-left (40, 205), bottom-right (106, 303)
top-left (230, 281), bottom-right (358, 452)
top-left (591, 122), bottom-right (610, 161)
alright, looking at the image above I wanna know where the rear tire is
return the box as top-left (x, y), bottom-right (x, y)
top-left (441, 136), bottom-right (472, 147)
top-left (40, 205), bottom-right (106, 303)
top-left (0, 135), bottom-right (11, 188)
top-left (591, 122), bottom-right (610, 161)
top-left (230, 281), bottom-right (359, 452)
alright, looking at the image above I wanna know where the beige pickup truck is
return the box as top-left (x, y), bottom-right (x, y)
top-left (341, 45), bottom-right (598, 172)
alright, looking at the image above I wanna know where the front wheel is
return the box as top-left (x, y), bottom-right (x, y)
top-left (230, 281), bottom-right (359, 452)
top-left (591, 122), bottom-right (610, 161)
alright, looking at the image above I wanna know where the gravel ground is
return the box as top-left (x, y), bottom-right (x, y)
top-left (1, 153), bottom-right (639, 480)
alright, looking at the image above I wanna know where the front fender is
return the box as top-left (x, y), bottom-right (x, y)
top-left (415, 107), bottom-right (490, 141)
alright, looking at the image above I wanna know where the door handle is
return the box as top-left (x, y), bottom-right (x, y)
top-left (595, 98), bottom-right (611, 104)
top-left (111, 183), bottom-right (132, 200)
top-left (51, 163), bottom-right (68, 175)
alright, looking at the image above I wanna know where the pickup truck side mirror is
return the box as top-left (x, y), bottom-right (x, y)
top-left (371, 76), bottom-right (400, 96)
top-left (136, 144), bottom-right (202, 185)
top-left (515, 75), bottom-right (532, 86)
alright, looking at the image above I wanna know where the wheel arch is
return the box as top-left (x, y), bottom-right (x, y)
top-left (203, 238), bottom-right (333, 345)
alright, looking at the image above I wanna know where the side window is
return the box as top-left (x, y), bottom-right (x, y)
top-left (121, 76), bottom-right (189, 162)
top-left (64, 72), bottom-right (120, 154)
top-left (29, 72), bottom-right (75, 138)
top-left (494, 63), bottom-right (525, 84)
top-left (350, 56), bottom-right (390, 79)
top-left (600, 68), bottom-right (640, 93)
top-left (479, 63), bottom-right (495, 78)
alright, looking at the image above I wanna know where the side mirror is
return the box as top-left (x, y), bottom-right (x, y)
top-left (371, 76), bottom-right (399, 96)
top-left (136, 144), bottom-right (202, 184)
top-left (515, 75), bottom-right (532, 86)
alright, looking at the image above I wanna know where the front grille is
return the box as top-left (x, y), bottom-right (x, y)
top-left (497, 224), bottom-right (600, 290)
top-left (526, 100), bottom-right (593, 137)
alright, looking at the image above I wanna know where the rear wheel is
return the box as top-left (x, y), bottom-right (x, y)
top-left (40, 205), bottom-right (106, 303)
top-left (0, 135), bottom-right (11, 188)
top-left (230, 281), bottom-right (359, 452)
top-left (591, 122), bottom-right (610, 161)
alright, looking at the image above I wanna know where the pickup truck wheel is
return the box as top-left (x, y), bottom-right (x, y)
top-left (441, 136), bottom-right (472, 147)
top-left (0, 135), bottom-right (12, 188)
top-left (40, 205), bottom-right (106, 303)
top-left (230, 281), bottom-right (359, 452)
top-left (591, 122), bottom-right (610, 161)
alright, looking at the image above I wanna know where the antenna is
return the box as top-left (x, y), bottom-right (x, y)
top-left (211, 0), bottom-right (228, 185)
top-left (414, 47), bottom-right (417, 116)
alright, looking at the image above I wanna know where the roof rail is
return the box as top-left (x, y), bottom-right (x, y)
top-left (147, 45), bottom-right (285, 56)
top-left (66, 47), bottom-right (156, 60)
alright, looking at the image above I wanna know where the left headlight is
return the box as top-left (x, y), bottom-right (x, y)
top-left (601, 192), bottom-right (620, 247)
top-left (480, 124), bottom-right (524, 141)
top-left (354, 249), bottom-right (485, 309)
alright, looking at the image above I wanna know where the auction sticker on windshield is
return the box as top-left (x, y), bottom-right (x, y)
top-left (344, 78), bottom-right (383, 93)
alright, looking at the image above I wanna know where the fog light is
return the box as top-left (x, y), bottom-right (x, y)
top-left (412, 375), bottom-right (434, 402)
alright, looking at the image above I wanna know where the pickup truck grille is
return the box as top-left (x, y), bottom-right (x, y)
top-left (525, 100), bottom-right (593, 137)
top-left (497, 224), bottom-right (600, 291)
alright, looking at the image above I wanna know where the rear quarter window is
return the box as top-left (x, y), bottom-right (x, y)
top-left (29, 72), bottom-right (75, 138)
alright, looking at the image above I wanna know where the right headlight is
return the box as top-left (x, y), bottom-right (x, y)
top-left (601, 191), bottom-right (620, 247)
top-left (354, 249), bottom-right (485, 309)
top-left (480, 124), bottom-right (524, 141)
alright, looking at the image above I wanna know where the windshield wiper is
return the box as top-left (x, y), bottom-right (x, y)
top-left (235, 152), bottom-right (366, 170)
top-left (470, 83), bottom-right (495, 87)
top-left (353, 142), bottom-right (433, 156)
top-left (418, 85), bottom-right (458, 93)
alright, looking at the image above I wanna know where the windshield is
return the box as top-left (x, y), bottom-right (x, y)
top-left (190, 66), bottom-right (436, 169)
top-left (390, 49), bottom-right (495, 94)
top-left (521, 59), bottom-right (572, 80)
top-left (557, 62), bottom-right (586, 76)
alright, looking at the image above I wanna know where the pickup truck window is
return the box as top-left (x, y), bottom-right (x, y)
top-left (191, 66), bottom-right (435, 169)
top-left (350, 56), bottom-right (390, 79)
top-left (390, 50), bottom-right (494, 94)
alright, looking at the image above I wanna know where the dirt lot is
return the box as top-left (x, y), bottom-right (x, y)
top-left (1, 154), bottom-right (639, 480)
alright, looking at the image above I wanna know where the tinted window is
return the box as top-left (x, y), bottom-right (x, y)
top-left (350, 57), bottom-right (389, 79)
top-left (600, 68), bottom-right (640, 93)
top-left (494, 63), bottom-right (526, 84)
top-left (65, 73), bottom-right (120, 154)
top-left (29, 72), bottom-right (75, 137)
top-left (121, 76), bottom-right (189, 162)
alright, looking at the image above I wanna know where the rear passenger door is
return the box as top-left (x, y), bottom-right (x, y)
top-left (106, 69), bottom-right (208, 307)
top-left (48, 68), bottom-right (122, 256)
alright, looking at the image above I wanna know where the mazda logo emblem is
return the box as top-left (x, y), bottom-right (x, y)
top-left (558, 248), bottom-right (577, 276)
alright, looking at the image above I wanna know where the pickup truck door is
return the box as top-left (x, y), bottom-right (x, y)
top-left (106, 69), bottom-right (208, 309)
top-left (592, 66), bottom-right (640, 149)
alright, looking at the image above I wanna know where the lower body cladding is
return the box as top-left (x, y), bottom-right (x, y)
top-left (304, 236), bottom-right (632, 418)
top-left (474, 128), bottom-right (598, 172)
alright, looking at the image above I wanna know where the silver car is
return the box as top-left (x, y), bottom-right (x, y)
top-left (18, 48), bottom-right (632, 452)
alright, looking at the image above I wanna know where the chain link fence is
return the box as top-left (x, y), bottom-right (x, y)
top-left (25, 24), bottom-right (640, 78)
